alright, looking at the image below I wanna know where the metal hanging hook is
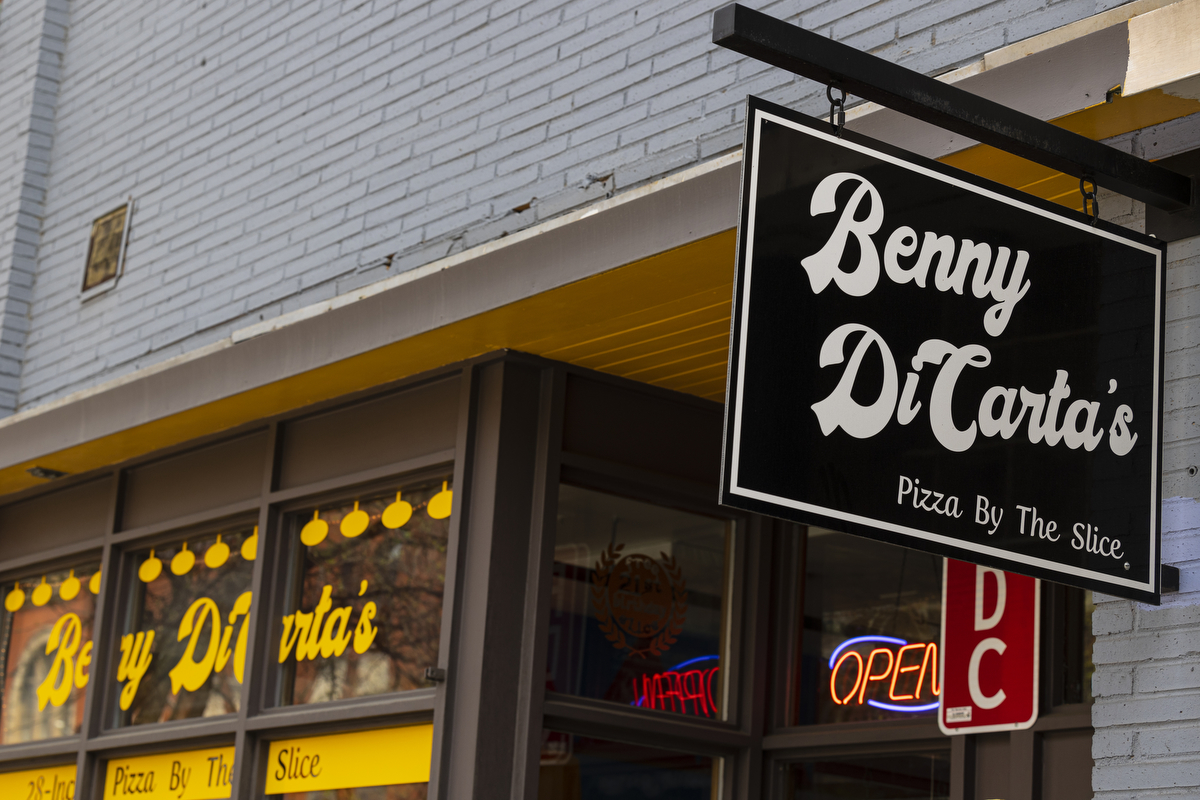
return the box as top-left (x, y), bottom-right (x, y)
top-left (827, 85), bottom-right (847, 138)
top-left (1080, 177), bottom-right (1100, 226)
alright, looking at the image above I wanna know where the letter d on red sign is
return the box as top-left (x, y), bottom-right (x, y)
top-left (939, 558), bottom-right (1039, 735)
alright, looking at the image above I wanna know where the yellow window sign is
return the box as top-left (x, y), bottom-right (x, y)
top-left (265, 724), bottom-right (433, 794)
top-left (0, 764), bottom-right (76, 800)
top-left (104, 746), bottom-right (234, 800)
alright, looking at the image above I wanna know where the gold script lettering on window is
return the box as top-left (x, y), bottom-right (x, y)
top-left (0, 563), bottom-right (100, 743)
top-left (82, 205), bottom-right (128, 291)
top-left (277, 477), bottom-right (452, 705)
top-left (116, 527), bottom-right (255, 725)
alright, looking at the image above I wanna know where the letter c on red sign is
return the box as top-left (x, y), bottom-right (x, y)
top-left (968, 636), bottom-right (1007, 710)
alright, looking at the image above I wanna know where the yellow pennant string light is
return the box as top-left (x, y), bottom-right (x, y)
top-left (31, 576), bottom-right (52, 607)
top-left (301, 510), bottom-right (328, 547)
top-left (428, 481), bottom-right (453, 520)
top-left (139, 550), bottom-right (163, 583)
top-left (341, 501), bottom-right (369, 538)
top-left (60, 570), bottom-right (80, 601)
top-left (242, 526), bottom-right (258, 560)
top-left (205, 535), bottom-right (230, 569)
top-left (171, 542), bottom-right (195, 576)
top-left (382, 491), bottom-right (412, 529)
top-left (4, 582), bottom-right (25, 612)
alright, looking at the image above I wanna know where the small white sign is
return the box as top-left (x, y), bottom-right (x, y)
top-left (946, 706), bottom-right (972, 723)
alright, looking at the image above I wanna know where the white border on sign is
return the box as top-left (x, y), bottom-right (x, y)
top-left (937, 560), bottom-right (1041, 735)
top-left (727, 106), bottom-right (1162, 595)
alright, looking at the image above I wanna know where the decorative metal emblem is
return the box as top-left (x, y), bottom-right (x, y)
top-left (591, 543), bottom-right (687, 658)
top-left (82, 204), bottom-right (129, 291)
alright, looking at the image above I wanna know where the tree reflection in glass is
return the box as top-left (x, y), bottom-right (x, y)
top-left (279, 477), bottom-right (451, 705)
top-left (0, 564), bottom-right (98, 743)
top-left (120, 528), bottom-right (254, 726)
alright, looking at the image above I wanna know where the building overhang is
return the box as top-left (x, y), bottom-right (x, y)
top-left (2, 0), bottom-right (1200, 498)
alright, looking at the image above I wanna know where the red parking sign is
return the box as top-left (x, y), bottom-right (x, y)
top-left (939, 559), bottom-right (1040, 734)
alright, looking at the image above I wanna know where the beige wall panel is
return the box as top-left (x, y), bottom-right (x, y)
top-left (277, 376), bottom-right (460, 489)
top-left (122, 432), bottom-right (267, 530)
top-left (0, 477), bottom-right (111, 561)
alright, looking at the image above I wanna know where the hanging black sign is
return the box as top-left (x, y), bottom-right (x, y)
top-left (721, 96), bottom-right (1166, 603)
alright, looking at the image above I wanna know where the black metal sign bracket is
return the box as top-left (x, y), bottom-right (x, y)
top-left (1162, 564), bottom-right (1180, 593)
top-left (712, 3), bottom-right (1195, 214)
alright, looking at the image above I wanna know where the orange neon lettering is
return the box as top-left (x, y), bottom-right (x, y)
top-left (917, 642), bottom-right (940, 698)
top-left (889, 643), bottom-right (926, 701)
top-left (829, 650), bottom-right (864, 705)
top-left (858, 648), bottom-right (895, 705)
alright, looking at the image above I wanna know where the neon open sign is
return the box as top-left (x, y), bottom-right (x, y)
top-left (828, 636), bottom-right (940, 713)
top-left (631, 655), bottom-right (720, 717)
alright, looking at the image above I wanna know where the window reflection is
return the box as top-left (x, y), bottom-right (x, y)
top-left (278, 477), bottom-right (451, 705)
top-left (547, 485), bottom-right (731, 719)
top-left (0, 564), bottom-right (99, 743)
top-left (795, 529), bottom-right (941, 725)
top-left (786, 752), bottom-right (950, 799)
top-left (539, 731), bottom-right (716, 800)
top-left (119, 528), bottom-right (254, 725)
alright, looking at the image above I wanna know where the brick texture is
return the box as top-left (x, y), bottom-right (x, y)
top-left (1090, 174), bottom-right (1200, 799)
top-left (0, 0), bottom-right (68, 413)
top-left (0, 0), bottom-right (1138, 409)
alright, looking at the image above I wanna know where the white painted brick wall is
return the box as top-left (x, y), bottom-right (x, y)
top-left (0, 0), bottom-right (67, 413)
top-left (1090, 172), bottom-right (1200, 797)
top-left (1, 0), bottom-right (1140, 409)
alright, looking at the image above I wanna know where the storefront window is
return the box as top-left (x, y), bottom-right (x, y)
top-left (795, 529), bottom-right (941, 725)
top-left (277, 477), bottom-right (452, 705)
top-left (547, 485), bottom-right (731, 719)
top-left (0, 563), bottom-right (99, 743)
top-left (1050, 586), bottom-right (1096, 706)
top-left (785, 752), bottom-right (950, 799)
top-left (539, 731), bottom-right (717, 800)
top-left (117, 527), bottom-right (254, 725)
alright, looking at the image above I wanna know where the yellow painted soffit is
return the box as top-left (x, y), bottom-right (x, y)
top-left (0, 230), bottom-right (738, 496)
top-left (940, 88), bottom-right (1200, 206)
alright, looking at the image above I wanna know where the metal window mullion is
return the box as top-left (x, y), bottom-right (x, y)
top-left (264, 448), bottom-right (457, 507)
top-left (0, 536), bottom-right (106, 580)
top-left (75, 468), bottom-right (122, 799)
top-left (427, 366), bottom-right (479, 800)
top-left (0, 737), bottom-right (83, 764)
top-left (107, 499), bottom-right (262, 548)
top-left (733, 516), bottom-right (775, 800)
top-left (232, 421), bottom-right (280, 800)
top-left (542, 694), bottom-right (751, 752)
top-left (81, 717), bottom-right (241, 753)
top-left (512, 366), bottom-right (566, 800)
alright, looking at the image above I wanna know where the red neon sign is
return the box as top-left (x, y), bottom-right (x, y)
top-left (631, 666), bottom-right (719, 717)
top-left (828, 636), bottom-right (939, 712)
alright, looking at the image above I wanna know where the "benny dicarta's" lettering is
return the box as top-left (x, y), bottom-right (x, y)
top-left (799, 172), bottom-right (1140, 459)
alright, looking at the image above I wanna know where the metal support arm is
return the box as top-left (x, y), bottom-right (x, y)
top-left (713, 3), bottom-right (1194, 213)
